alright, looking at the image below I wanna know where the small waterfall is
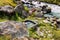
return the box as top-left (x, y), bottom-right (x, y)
top-left (41, 2), bottom-right (60, 18)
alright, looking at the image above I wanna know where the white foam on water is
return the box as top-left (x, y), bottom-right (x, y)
top-left (41, 2), bottom-right (60, 13)
top-left (40, 2), bottom-right (60, 18)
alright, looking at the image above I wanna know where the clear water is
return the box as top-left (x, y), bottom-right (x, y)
top-left (41, 2), bottom-right (60, 18)
top-left (25, 22), bottom-right (35, 28)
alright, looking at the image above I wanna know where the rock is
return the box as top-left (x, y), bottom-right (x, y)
top-left (56, 19), bottom-right (60, 28)
top-left (3, 5), bottom-right (14, 13)
top-left (29, 8), bottom-right (36, 15)
top-left (0, 5), bottom-right (15, 17)
top-left (46, 7), bottom-right (51, 13)
top-left (33, 7), bottom-right (44, 18)
top-left (35, 7), bottom-right (42, 12)
top-left (43, 20), bottom-right (50, 23)
top-left (31, 8), bottom-right (36, 12)
top-left (22, 10), bottom-right (29, 18)
top-left (29, 10), bottom-right (33, 15)
top-left (15, 4), bottom-right (24, 13)
top-left (34, 11), bottom-right (44, 18)
top-left (0, 21), bottom-right (28, 39)
top-left (0, 5), bottom-right (14, 13)
top-left (42, 5), bottom-right (48, 9)
top-left (41, 5), bottom-right (51, 13)
top-left (15, 4), bottom-right (29, 18)
top-left (13, 36), bottom-right (36, 40)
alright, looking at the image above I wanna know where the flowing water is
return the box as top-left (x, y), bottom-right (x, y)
top-left (40, 2), bottom-right (60, 18)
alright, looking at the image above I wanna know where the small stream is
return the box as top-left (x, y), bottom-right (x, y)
top-left (40, 2), bottom-right (60, 18)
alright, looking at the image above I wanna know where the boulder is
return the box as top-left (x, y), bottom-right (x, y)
top-left (0, 21), bottom-right (28, 39)
top-left (0, 5), bottom-right (14, 13)
top-left (15, 4), bottom-right (29, 18)
top-left (0, 5), bottom-right (15, 17)
top-left (15, 4), bottom-right (24, 13)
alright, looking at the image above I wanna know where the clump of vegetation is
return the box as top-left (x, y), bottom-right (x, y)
top-left (0, 0), bottom-right (16, 7)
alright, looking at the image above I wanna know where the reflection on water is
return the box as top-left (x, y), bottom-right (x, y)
top-left (25, 22), bottom-right (35, 28)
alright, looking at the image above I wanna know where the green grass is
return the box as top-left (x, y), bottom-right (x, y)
top-left (28, 17), bottom-right (60, 40)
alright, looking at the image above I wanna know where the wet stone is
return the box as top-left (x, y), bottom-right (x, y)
top-left (0, 5), bottom-right (14, 13)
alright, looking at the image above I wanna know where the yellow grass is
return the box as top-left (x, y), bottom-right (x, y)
top-left (0, 0), bottom-right (16, 7)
